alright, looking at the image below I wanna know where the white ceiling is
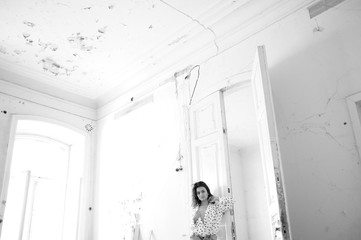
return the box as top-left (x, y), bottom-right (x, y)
top-left (0, 0), bottom-right (250, 108)
top-left (0, 0), bottom-right (305, 109)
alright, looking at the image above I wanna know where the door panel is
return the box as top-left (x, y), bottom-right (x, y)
top-left (251, 45), bottom-right (290, 240)
top-left (194, 104), bottom-right (218, 139)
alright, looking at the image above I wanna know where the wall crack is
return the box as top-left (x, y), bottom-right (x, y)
top-left (282, 78), bottom-right (355, 153)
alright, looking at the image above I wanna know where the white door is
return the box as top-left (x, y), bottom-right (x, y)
top-left (189, 91), bottom-right (235, 240)
top-left (251, 45), bottom-right (290, 240)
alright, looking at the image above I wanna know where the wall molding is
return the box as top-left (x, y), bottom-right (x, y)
top-left (0, 80), bottom-right (97, 120)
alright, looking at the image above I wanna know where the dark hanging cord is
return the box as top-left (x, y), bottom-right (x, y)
top-left (188, 65), bottom-right (200, 105)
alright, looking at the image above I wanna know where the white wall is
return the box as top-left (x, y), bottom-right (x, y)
top-left (94, 82), bottom-right (190, 240)
top-left (228, 145), bottom-right (248, 240)
top-left (230, 144), bottom-right (273, 240)
top-left (0, 89), bottom-right (96, 240)
top-left (190, 0), bottom-right (361, 239)
top-left (239, 144), bottom-right (271, 240)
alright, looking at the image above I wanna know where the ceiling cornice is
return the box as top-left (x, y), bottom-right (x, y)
top-left (0, 78), bottom-right (97, 118)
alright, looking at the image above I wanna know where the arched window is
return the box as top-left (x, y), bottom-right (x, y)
top-left (1, 117), bottom-right (86, 240)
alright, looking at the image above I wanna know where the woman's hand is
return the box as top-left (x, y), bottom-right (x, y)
top-left (208, 196), bottom-right (219, 204)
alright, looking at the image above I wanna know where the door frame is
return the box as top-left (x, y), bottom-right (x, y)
top-left (346, 92), bottom-right (361, 159)
top-left (174, 69), bottom-right (251, 237)
top-left (178, 48), bottom-right (290, 240)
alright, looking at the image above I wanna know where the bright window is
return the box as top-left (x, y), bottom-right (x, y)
top-left (2, 119), bottom-right (85, 240)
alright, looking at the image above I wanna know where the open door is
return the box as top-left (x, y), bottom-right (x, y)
top-left (187, 45), bottom-right (289, 240)
top-left (189, 91), bottom-right (235, 240)
top-left (251, 45), bottom-right (290, 240)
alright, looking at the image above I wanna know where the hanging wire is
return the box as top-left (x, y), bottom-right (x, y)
top-left (188, 65), bottom-right (201, 105)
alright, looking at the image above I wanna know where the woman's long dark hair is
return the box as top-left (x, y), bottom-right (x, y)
top-left (192, 181), bottom-right (213, 208)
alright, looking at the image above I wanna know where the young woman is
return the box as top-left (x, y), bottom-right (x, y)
top-left (190, 181), bottom-right (234, 240)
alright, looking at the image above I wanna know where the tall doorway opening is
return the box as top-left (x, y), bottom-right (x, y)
top-left (1, 118), bottom-right (86, 240)
top-left (224, 84), bottom-right (273, 240)
top-left (187, 46), bottom-right (289, 240)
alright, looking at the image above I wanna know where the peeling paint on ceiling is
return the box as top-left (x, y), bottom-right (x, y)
top-left (0, 0), bottom-right (252, 105)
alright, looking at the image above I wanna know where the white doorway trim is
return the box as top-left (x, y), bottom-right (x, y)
top-left (346, 92), bottom-right (361, 159)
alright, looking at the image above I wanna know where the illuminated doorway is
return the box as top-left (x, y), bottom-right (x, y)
top-left (1, 118), bottom-right (86, 240)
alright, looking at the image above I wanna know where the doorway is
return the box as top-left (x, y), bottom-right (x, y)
top-left (185, 46), bottom-right (289, 240)
top-left (223, 84), bottom-right (273, 240)
top-left (0, 118), bottom-right (86, 240)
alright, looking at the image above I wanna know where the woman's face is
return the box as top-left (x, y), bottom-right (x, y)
top-left (196, 186), bottom-right (208, 201)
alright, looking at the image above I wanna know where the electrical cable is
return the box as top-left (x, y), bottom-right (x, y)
top-left (188, 65), bottom-right (200, 105)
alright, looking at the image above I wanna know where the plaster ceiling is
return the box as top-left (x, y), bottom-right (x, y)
top-left (0, 0), bottom-right (303, 109)
top-left (0, 0), bottom-right (254, 108)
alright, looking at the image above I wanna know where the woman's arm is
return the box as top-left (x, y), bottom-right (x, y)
top-left (218, 196), bottom-right (234, 213)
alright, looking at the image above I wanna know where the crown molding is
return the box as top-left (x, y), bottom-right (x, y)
top-left (0, 64), bottom-right (97, 109)
top-left (215, 0), bottom-right (317, 50)
top-left (0, 79), bottom-right (97, 120)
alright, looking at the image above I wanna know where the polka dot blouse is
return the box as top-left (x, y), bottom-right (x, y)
top-left (191, 196), bottom-right (234, 237)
